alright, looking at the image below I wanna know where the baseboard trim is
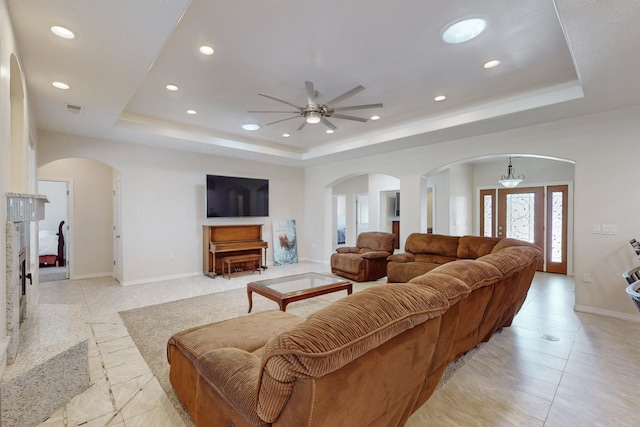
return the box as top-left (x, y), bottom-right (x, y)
top-left (574, 304), bottom-right (640, 322)
top-left (72, 272), bottom-right (113, 280)
top-left (120, 271), bottom-right (201, 287)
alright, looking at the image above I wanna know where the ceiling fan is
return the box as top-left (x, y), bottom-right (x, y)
top-left (248, 81), bottom-right (383, 131)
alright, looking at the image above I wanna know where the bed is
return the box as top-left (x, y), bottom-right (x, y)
top-left (39, 220), bottom-right (65, 267)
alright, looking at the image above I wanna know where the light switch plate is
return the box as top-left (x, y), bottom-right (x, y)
top-left (602, 224), bottom-right (617, 235)
top-left (592, 224), bottom-right (601, 234)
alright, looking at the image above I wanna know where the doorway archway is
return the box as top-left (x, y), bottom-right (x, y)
top-left (38, 158), bottom-right (120, 280)
top-left (422, 155), bottom-right (575, 274)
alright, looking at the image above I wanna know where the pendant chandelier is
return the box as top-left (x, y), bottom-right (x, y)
top-left (498, 157), bottom-right (524, 188)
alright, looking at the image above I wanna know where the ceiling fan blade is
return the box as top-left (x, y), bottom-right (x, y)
top-left (265, 116), bottom-right (300, 126)
top-left (248, 110), bottom-right (300, 114)
top-left (296, 120), bottom-right (306, 131)
top-left (332, 103), bottom-right (383, 112)
top-left (326, 85), bottom-right (365, 106)
top-left (305, 81), bottom-right (317, 106)
top-left (331, 113), bottom-right (368, 122)
top-left (258, 93), bottom-right (303, 110)
top-left (321, 117), bottom-right (337, 130)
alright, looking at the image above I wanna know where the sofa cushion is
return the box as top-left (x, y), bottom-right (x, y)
top-left (414, 253), bottom-right (457, 265)
top-left (429, 259), bottom-right (503, 290)
top-left (335, 246), bottom-right (359, 254)
top-left (256, 285), bottom-right (450, 422)
top-left (405, 233), bottom-right (460, 258)
top-left (168, 310), bottom-right (303, 365)
top-left (476, 252), bottom-right (524, 276)
top-left (457, 236), bottom-right (502, 259)
top-left (356, 231), bottom-right (396, 253)
top-left (408, 272), bottom-right (471, 305)
top-left (330, 252), bottom-right (363, 275)
top-left (387, 261), bottom-right (441, 283)
top-left (490, 237), bottom-right (533, 253)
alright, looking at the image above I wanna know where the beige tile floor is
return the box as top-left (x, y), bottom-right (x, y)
top-left (36, 263), bottom-right (640, 426)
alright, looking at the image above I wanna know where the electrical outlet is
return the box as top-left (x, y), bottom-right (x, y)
top-left (592, 224), bottom-right (601, 234)
top-left (583, 273), bottom-right (592, 283)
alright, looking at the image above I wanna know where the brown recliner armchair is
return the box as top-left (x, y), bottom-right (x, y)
top-left (330, 231), bottom-right (396, 281)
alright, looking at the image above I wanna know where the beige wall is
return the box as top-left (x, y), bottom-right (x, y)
top-left (305, 105), bottom-right (640, 320)
top-left (0, 0), bottom-right (13, 351)
top-left (37, 131), bottom-right (305, 285)
top-left (1, 0), bottom-right (38, 375)
top-left (38, 158), bottom-right (114, 279)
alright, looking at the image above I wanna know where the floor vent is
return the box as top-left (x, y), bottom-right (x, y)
top-left (66, 104), bottom-right (82, 114)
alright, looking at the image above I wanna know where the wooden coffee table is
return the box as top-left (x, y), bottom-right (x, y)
top-left (247, 272), bottom-right (352, 312)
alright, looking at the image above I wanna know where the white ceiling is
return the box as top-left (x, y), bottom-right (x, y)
top-left (7, 0), bottom-right (640, 167)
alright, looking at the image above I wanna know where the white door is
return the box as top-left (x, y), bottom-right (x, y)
top-left (113, 179), bottom-right (123, 282)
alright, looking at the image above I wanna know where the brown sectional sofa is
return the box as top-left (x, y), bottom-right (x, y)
top-left (167, 235), bottom-right (541, 427)
top-left (387, 233), bottom-right (507, 283)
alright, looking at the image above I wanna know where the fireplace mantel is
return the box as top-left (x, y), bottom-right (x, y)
top-left (5, 193), bottom-right (48, 223)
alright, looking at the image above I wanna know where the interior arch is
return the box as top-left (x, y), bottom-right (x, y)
top-left (37, 157), bottom-right (121, 280)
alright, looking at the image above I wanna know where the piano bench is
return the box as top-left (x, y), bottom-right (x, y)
top-left (222, 254), bottom-right (262, 279)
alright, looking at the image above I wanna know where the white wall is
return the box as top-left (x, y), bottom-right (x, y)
top-left (37, 131), bottom-right (305, 285)
top-left (1, 0), bottom-right (38, 376)
top-left (448, 164), bottom-right (474, 236)
top-left (0, 0), bottom-right (13, 356)
top-left (473, 157), bottom-right (575, 188)
top-left (427, 172), bottom-right (450, 234)
top-left (38, 159), bottom-right (114, 279)
top-left (305, 104), bottom-right (640, 320)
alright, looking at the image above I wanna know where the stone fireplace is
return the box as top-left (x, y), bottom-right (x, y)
top-left (1, 193), bottom-right (90, 427)
top-left (4, 194), bottom-right (45, 363)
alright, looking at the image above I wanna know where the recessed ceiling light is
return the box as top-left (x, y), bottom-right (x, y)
top-left (326, 129), bottom-right (334, 134)
top-left (370, 115), bottom-right (380, 121)
top-left (242, 123), bottom-right (260, 131)
top-left (186, 109), bottom-right (197, 115)
top-left (484, 59), bottom-right (501, 69)
top-left (199, 45), bottom-right (214, 55)
top-left (283, 133), bottom-right (290, 138)
top-left (52, 81), bottom-right (70, 90)
top-left (442, 18), bottom-right (487, 44)
top-left (165, 84), bottom-right (178, 91)
top-left (51, 26), bottom-right (75, 39)
top-left (434, 95), bottom-right (447, 102)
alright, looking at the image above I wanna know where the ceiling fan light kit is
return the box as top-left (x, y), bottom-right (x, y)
top-left (249, 81), bottom-right (382, 131)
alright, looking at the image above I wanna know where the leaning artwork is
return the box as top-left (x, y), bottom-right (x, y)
top-left (272, 219), bottom-right (298, 265)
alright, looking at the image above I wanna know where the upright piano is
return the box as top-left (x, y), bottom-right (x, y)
top-left (203, 224), bottom-right (268, 278)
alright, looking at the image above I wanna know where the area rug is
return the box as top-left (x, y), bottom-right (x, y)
top-left (119, 281), bottom-right (479, 425)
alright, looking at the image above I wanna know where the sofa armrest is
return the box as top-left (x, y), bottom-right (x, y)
top-left (195, 348), bottom-right (262, 423)
top-left (387, 252), bottom-right (415, 263)
top-left (336, 246), bottom-right (359, 254)
top-left (361, 251), bottom-right (392, 259)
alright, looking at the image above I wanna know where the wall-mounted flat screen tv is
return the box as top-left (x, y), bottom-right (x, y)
top-left (206, 175), bottom-right (269, 217)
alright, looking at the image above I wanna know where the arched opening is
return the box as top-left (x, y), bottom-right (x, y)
top-left (9, 54), bottom-right (25, 193)
top-left (422, 154), bottom-right (575, 274)
top-left (38, 158), bottom-right (121, 280)
top-left (329, 173), bottom-right (400, 250)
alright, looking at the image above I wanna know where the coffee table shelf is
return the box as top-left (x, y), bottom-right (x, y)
top-left (247, 272), bottom-right (352, 312)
